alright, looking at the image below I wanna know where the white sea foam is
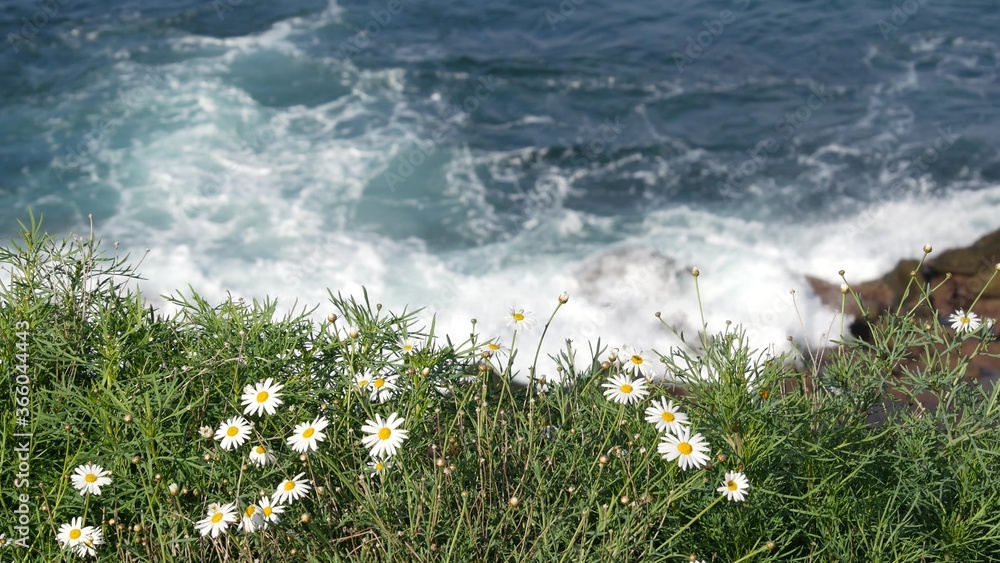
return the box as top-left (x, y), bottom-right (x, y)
top-left (116, 178), bottom-right (1000, 386)
top-left (19, 1), bottom-right (1000, 385)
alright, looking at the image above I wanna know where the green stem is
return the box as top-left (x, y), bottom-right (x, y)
top-left (531, 302), bottom-right (564, 381)
top-left (967, 269), bottom-right (999, 314)
top-left (662, 494), bottom-right (723, 546)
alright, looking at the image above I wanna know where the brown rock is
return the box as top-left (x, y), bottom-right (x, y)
top-left (811, 227), bottom-right (1000, 329)
top-left (929, 229), bottom-right (1000, 276)
top-left (806, 227), bottom-right (1000, 423)
top-left (808, 258), bottom-right (924, 320)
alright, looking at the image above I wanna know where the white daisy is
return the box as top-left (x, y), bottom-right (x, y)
top-left (199, 425), bottom-right (214, 440)
top-left (286, 416), bottom-right (329, 453)
top-left (399, 337), bottom-right (420, 355)
top-left (361, 413), bottom-right (409, 458)
top-left (658, 427), bottom-right (711, 471)
top-left (238, 503), bottom-right (265, 533)
top-left (368, 458), bottom-right (389, 478)
top-left (533, 375), bottom-right (551, 394)
top-left (240, 378), bottom-right (284, 416)
top-left (70, 463), bottom-right (112, 496)
top-left (354, 371), bottom-right (374, 391)
top-left (74, 527), bottom-right (104, 558)
top-left (717, 471), bottom-right (750, 502)
top-left (644, 398), bottom-right (689, 434)
top-left (601, 374), bottom-right (649, 405)
top-left (258, 495), bottom-right (284, 526)
top-left (485, 338), bottom-right (510, 357)
top-left (56, 517), bottom-right (88, 549)
top-left (248, 444), bottom-right (276, 467)
top-left (619, 345), bottom-right (655, 376)
top-left (214, 416), bottom-right (252, 451)
top-left (949, 309), bottom-right (981, 333)
top-left (195, 502), bottom-right (238, 538)
top-left (369, 372), bottom-right (400, 403)
top-left (273, 473), bottom-right (311, 504)
top-left (506, 307), bottom-right (534, 329)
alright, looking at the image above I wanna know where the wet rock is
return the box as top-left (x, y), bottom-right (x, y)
top-left (807, 227), bottom-right (1000, 422)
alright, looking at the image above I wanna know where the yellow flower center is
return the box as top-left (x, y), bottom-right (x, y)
top-left (378, 427), bottom-right (391, 440)
top-left (263, 507), bottom-right (272, 517)
top-left (727, 480), bottom-right (738, 491)
top-left (227, 426), bottom-right (239, 437)
top-left (513, 312), bottom-right (524, 322)
top-left (374, 378), bottom-right (385, 389)
top-left (375, 462), bottom-right (385, 471)
top-left (211, 512), bottom-right (224, 523)
top-left (620, 384), bottom-right (633, 394)
top-left (256, 390), bottom-right (269, 403)
top-left (303, 428), bottom-right (315, 439)
top-left (85, 473), bottom-right (97, 483)
top-left (70, 529), bottom-right (82, 540)
top-left (678, 442), bottom-right (693, 455)
top-left (245, 506), bottom-right (256, 517)
top-left (961, 316), bottom-right (970, 324)
top-left (284, 481), bottom-right (296, 491)
top-left (255, 446), bottom-right (266, 454)
top-left (660, 411), bottom-right (675, 422)
top-left (631, 354), bottom-right (643, 365)
top-left (358, 379), bottom-right (369, 387)
top-left (488, 343), bottom-right (500, 351)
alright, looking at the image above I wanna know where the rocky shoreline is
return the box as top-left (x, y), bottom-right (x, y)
top-left (809, 228), bottom-right (1000, 334)
top-left (806, 227), bottom-right (1000, 417)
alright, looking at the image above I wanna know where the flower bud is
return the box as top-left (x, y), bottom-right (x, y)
top-left (923, 244), bottom-right (932, 254)
top-left (558, 292), bottom-right (569, 304)
top-left (691, 267), bottom-right (700, 277)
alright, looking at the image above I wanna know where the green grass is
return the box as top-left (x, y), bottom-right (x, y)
top-left (2, 215), bottom-right (1000, 562)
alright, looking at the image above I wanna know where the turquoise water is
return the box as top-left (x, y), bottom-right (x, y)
top-left (2, 0), bottom-right (999, 367)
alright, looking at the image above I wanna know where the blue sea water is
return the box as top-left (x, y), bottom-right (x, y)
top-left (2, 0), bottom-right (999, 368)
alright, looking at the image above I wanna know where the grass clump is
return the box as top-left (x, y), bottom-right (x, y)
top-left (1, 218), bottom-right (1000, 561)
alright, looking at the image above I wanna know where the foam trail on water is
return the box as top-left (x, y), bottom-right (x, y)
top-left (20, 0), bottom-right (998, 383)
top-left (121, 181), bottom-right (999, 383)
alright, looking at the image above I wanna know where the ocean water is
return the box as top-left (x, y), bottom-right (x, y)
top-left (2, 0), bottom-right (999, 377)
